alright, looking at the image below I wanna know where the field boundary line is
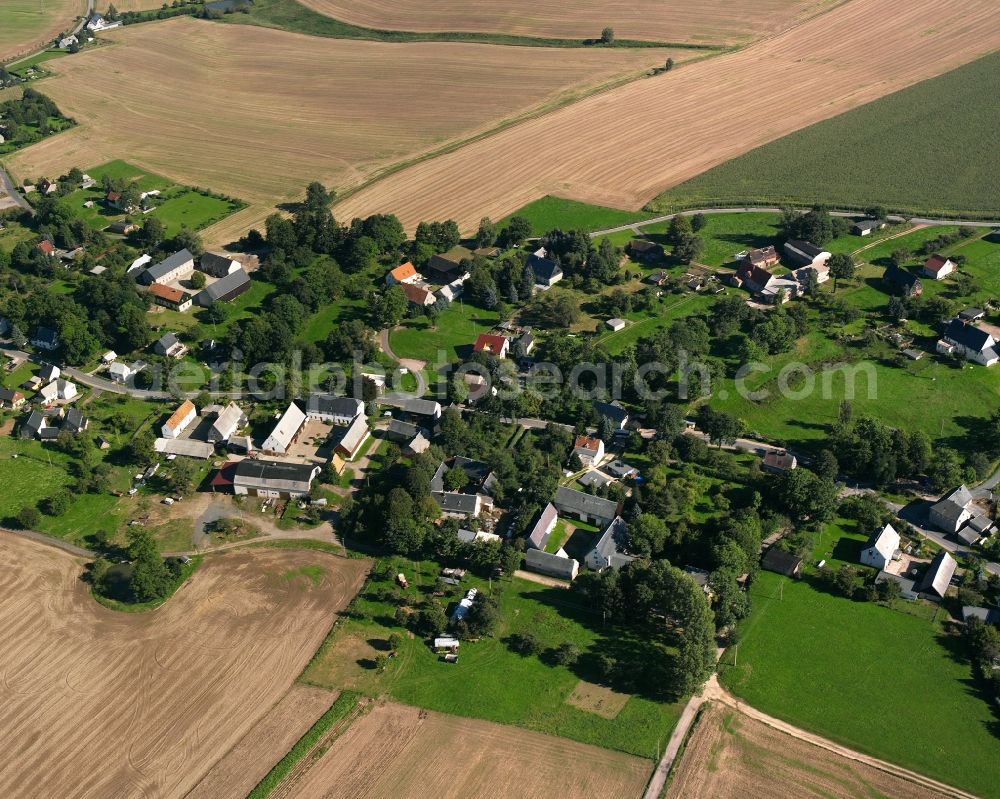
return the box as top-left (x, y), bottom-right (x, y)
top-left (329, 47), bottom-right (727, 207)
top-left (706, 683), bottom-right (984, 799)
top-left (222, 0), bottom-right (730, 51)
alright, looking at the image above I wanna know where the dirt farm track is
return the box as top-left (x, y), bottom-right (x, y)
top-left (334, 0), bottom-right (1000, 231)
top-left (665, 703), bottom-right (952, 799)
top-left (0, 534), bottom-right (368, 799)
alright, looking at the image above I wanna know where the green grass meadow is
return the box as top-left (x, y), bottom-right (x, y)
top-left (721, 570), bottom-right (1000, 798)
top-left (390, 302), bottom-right (500, 364)
top-left (62, 160), bottom-right (244, 236)
top-left (303, 562), bottom-right (685, 758)
top-left (651, 51), bottom-right (1000, 217)
top-left (503, 196), bottom-right (650, 235)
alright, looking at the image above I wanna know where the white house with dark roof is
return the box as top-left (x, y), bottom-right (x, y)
top-left (584, 516), bottom-right (636, 572)
top-left (937, 319), bottom-right (998, 366)
top-left (232, 459), bottom-right (319, 498)
top-left (593, 400), bottom-right (628, 430)
top-left (525, 548), bottom-right (579, 581)
top-left (137, 249), bottom-right (195, 286)
top-left (860, 523), bottom-right (900, 571)
top-left (553, 486), bottom-right (620, 528)
top-left (783, 240), bottom-right (831, 269)
top-left (928, 486), bottom-right (974, 534)
top-left (307, 395), bottom-right (364, 425)
top-left (200, 251), bottom-right (241, 278)
top-left (207, 402), bottom-right (247, 443)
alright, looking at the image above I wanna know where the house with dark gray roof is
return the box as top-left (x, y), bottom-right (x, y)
top-left (153, 332), bottom-right (187, 359)
top-left (577, 469), bottom-right (615, 490)
top-left (434, 491), bottom-right (486, 518)
top-left (527, 252), bottom-right (563, 287)
top-left (232, 459), bottom-right (319, 498)
top-left (386, 419), bottom-right (424, 441)
top-left (525, 548), bottom-right (579, 581)
top-left (306, 395), bottom-right (364, 425)
top-left (783, 239), bottom-right (831, 269)
top-left (937, 319), bottom-right (998, 366)
top-left (31, 327), bottom-right (59, 351)
top-left (962, 605), bottom-right (1000, 625)
top-left (917, 551), bottom-right (957, 599)
top-left (553, 485), bottom-right (620, 527)
top-left (194, 268), bottom-right (251, 307)
top-left (62, 408), bottom-right (88, 434)
top-left (882, 264), bottom-right (923, 297)
top-left (593, 400), bottom-right (628, 430)
top-left (137, 249), bottom-right (195, 286)
top-left (761, 547), bottom-right (802, 577)
top-left (928, 486), bottom-right (974, 534)
top-left (200, 251), bottom-right (241, 278)
top-left (584, 516), bottom-right (636, 572)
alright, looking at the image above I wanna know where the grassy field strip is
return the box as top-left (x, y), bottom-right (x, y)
top-left (226, 0), bottom-right (724, 49)
top-left (246, 691), bottom-right (367, 799)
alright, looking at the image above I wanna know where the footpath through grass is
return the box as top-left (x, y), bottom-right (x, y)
top-left (650, 51), bottom-right (1000, 218)
top-left (721, 571), bottom-right (1000, 799)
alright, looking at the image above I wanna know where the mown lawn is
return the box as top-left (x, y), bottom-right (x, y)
top-left (0, 436), bottom-right (129, 542)
top-left (709, 335), bottom-right (998, 450)
top-left (61, 160), bottom-right (244, 236)
top-left (650, 51), bottom-right (1000, 217)
top-left (390, 302), bottom-right (500, 363)
top-left (303, 561), bottom-right (685, 758)
top-left (721, 570), bottom-right (1000, 799)
top-left (503, 195), bottom-right (649, 235)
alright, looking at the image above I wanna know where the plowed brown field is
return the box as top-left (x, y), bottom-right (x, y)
top-left (334, 0), bottom-right (1000, 232)
top-left (297, 0), bottom-right (828, 46)
top-left (666, 703), bottom-right (951, 799)
top-left (0, 534), bottom-right (368, 799)
top-left (3, 18), bottom-right (684, 243)
top-left (284, 701), bottom-right (652, 799)
top-left (186, 685), bottom-right (338, 799)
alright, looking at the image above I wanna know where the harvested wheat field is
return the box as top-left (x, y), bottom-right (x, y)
top-left (0, 534), bottom-right (369, 799)
top-left (298, 0), bottom-right (828, 45)
top-left (666, 703), bottom-right (951, 799)
top-left (4, 17), bottom-right (684, 241)
top-left (283, 700), bottom-right (652, 799)
top-left (186, 684), bottom-right (339, 799)
top-left (0, 0), bottom-right (87, 62)
top-left (335, 0), bottom-right (1000, 232)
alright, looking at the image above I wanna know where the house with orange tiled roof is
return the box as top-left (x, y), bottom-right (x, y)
top-left (161, 400), bottom-right (196, 439)
top-left (386, 261), bottom-right (420, 285)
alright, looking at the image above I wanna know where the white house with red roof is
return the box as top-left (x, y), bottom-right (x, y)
top-left (922, 254), bottom-right (955, 280)
top-left (473, 333), bottom-right (509, 359)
